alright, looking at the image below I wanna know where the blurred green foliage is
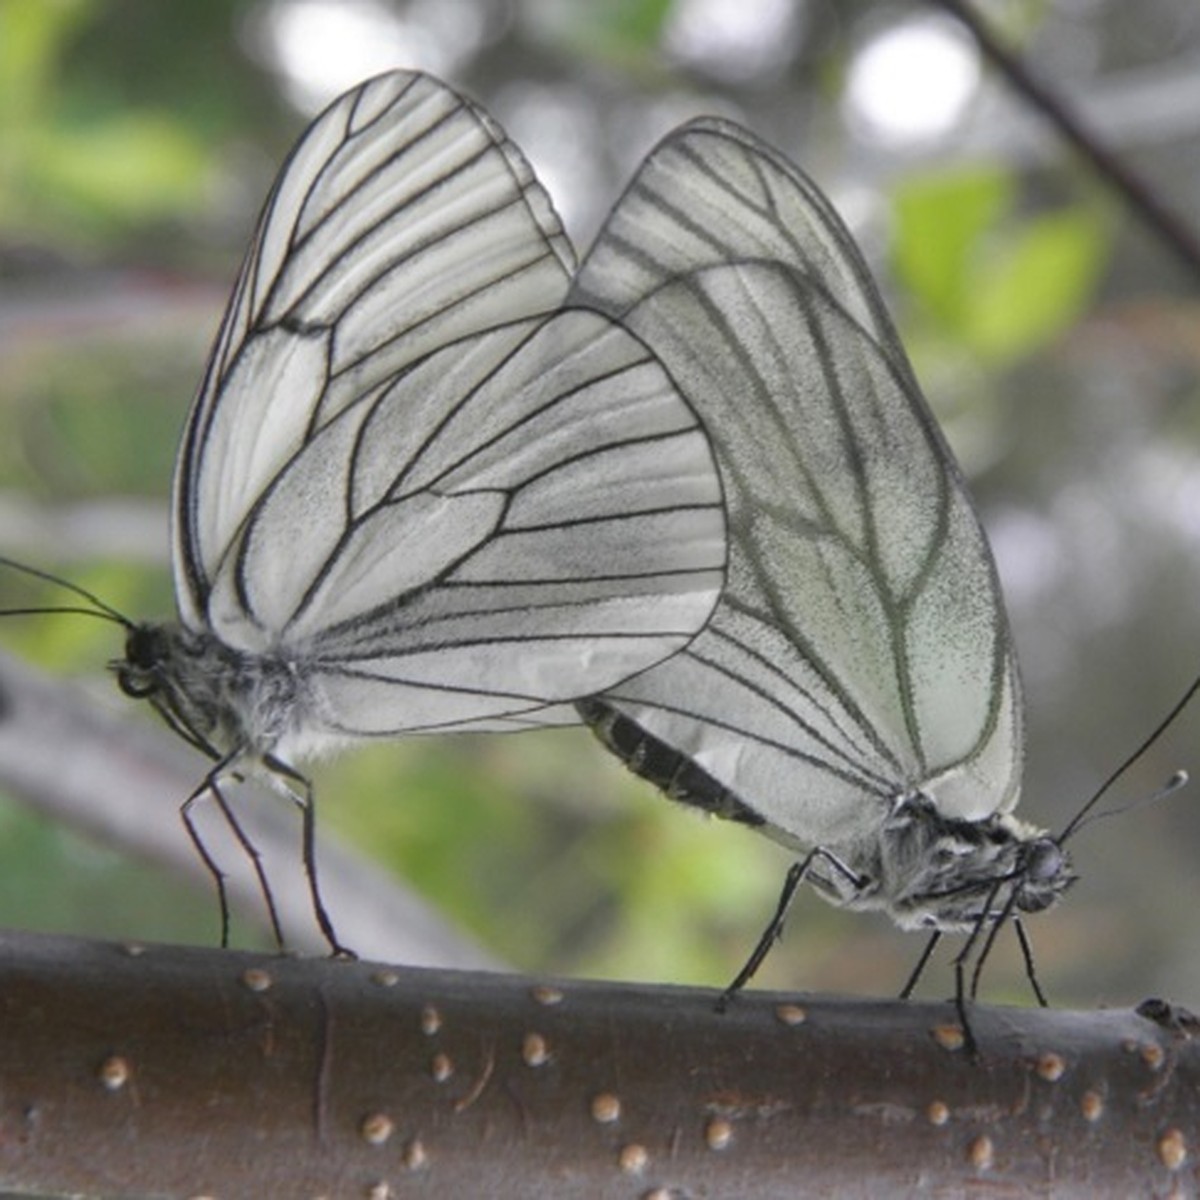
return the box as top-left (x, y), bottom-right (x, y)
top-left (892, 166), bottom-right (1110, 363)
top-left (533, 0), bottom-right (675, 68)
top-left (4, 338), bottom-right (188, 498)
top-left (0, 0), bottom-right (212, 243)
top-left (0, 791), bottom-right (219, 943)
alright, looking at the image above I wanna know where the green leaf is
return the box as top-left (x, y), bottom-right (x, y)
top-left (965, 211), bottom-right (1107, 360)
top-left (892, 164), bottom-right (1110, 364)
top-left (892, 167), bottom-right (1012, 328)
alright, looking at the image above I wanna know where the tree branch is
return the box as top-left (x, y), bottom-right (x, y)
top-left (0, 929), bottom-right (1196, 1197)
top-left (927, 0), bottom-right (1200, 283)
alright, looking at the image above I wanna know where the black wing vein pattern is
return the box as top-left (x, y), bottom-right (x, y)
top-left (570, 118), bottom-right (1022, 849)
top-left (170, 72), bottom-right (726, 737)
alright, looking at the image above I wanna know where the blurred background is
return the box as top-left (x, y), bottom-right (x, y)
top-left (2, 0), bottom-right (1200, 1009)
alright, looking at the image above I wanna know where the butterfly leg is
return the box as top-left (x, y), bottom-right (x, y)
top-left (1014, 916), bottom-right (1049, 1007)
top-left (947, 877), bottom-right (1013, 1059)
top-left (899, 930), bottom-right (942, 999)
top-left (716, 847), bottom-right (865, 1013)
top-left (263, 753), bottom-right (356, 959)
top-left (967, 885), bottom-right (1023, 1002)
top-left (180, 778), bottom-right (233, 949)
top-left (180, 763), bottom-right (286, 951)
top-left (950, 948), bottom-right (982, 1060)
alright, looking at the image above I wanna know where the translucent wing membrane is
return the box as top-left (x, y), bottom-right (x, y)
top-left (572, 119), bottom-right (913, 386)
top-left (571, 120), bottom-right (1023, 846)
top-left (236, 309), bottom-right (724, 734)
top-left (171, 73), bottom-right (726, 735)
top-left (176, 71), bottom-right (576, 624)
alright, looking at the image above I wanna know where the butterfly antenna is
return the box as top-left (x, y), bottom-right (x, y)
top-left (1063, 769), bottom-right (1189, 838)
top-left (1058, 671), bottom-right (1200, 844)
top-left (0, 555), bottom-right (133, 628)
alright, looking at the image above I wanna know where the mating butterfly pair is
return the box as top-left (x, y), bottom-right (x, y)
top-left (9, 72), bottom-right (1083, 1004)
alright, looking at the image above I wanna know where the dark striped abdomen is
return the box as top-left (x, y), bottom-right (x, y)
top-left (577, 698), bottom-right (764, 828)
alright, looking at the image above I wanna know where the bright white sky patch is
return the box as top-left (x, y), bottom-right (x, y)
top-left (844, 14), bottom-right (981, 146)
top-left (665, 0), bottom-right (801, 81)
top-left (250, 0), bottom-right (485, 113)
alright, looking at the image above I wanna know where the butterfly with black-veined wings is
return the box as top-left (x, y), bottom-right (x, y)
top-left (569, 117), bottom-right (1194, 1032)
top-left (1, 72), bottom-right (727, 952)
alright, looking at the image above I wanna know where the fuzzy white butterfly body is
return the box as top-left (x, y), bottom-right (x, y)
top-left (571, 119), bottom-right (1074, 940)
top-left (122, 72), bottom-right (726, 781)
top-left (99, 72), bottom-right (728, 946)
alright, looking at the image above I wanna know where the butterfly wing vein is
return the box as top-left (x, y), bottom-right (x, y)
top-left (170, 73), bottom-right (727, 740)
top-left (571, 119), bottom-right (1022, 848)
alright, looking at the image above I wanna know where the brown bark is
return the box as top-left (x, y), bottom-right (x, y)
top-left (0, 928), bottom-right (1196, 1198)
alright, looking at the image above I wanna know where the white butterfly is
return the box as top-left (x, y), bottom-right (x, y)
top-left (570, 118), bottom-right (1077, 999)
top-left (27, 72), bottom-right (728, 949)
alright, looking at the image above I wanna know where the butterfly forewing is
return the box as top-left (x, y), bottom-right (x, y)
top-left (570, 120), bottom-right (1023, 846)
top-left (572, 119), bottom-right (912, 385)
top-left (206, 308), bottom-right (723, 732)
top-left (172, 72), bottom-right (725, 739)
top-left (176, 73), bottom-right (579, 628)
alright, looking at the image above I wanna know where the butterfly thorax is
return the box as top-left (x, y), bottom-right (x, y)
top-left (115, 622), bottom-right (308, 761)
top-left (810, 794), bottom-right (1076, 933)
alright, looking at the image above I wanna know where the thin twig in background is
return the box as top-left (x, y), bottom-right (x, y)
top-left (928, 0), bottom-right (1200, 284)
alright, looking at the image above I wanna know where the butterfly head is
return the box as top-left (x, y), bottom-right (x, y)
top-left (115, 623), bottom-right (174, 700)
top-left (1012, 834), bottom-right (1075, 915)
top-left (113, 622), bottom-right (237, 759)
top-left (113, 620), bottom-right (318, 765)
top-left (832, 795), bottom-right (1078, 934)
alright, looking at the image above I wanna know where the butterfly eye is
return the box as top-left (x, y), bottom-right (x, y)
top-left (1023, 838), bottom-right (1066, 885)
top-left (116, 668), bottom-right (156, 699)
top-left (116, 626), bottom-right (166, 698)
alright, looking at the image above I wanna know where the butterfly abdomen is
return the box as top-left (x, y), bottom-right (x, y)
top-left (577, 697), bottom-right (764, 827)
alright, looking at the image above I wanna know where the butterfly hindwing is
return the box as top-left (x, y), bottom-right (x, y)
top-left (172, 74), bottom-right (726, 735)
top-left (570, 120), bottom-right (1023, 845)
